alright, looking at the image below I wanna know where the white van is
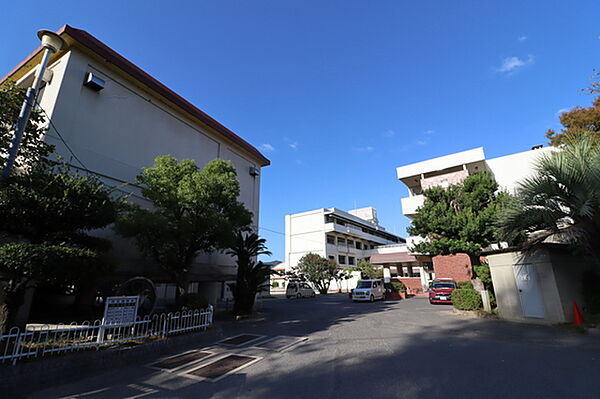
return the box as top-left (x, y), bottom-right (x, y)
top-left (286, 282), bottom-right (316, 299)
top-left (352, 279), bottom-right (385, 302)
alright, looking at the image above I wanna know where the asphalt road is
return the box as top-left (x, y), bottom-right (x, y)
top-left (24, 295), bottom-right (600, 399)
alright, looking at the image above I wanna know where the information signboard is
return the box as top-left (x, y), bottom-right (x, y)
top-left (102, 295), bottom-right (139, 326)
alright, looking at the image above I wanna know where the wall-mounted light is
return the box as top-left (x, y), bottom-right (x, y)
top-left (83, 72), bottom-right (105, 91)
top-left (249, 166), bottom-right (260, 176)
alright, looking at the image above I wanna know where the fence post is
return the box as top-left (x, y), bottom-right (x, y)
top-left (11, 328), bottom-right (22, 366)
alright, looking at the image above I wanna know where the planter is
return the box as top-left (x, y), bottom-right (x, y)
top-left (385, 292), bottom-right (401, 300)
top-left (399, 291), bottom-right (407, 299)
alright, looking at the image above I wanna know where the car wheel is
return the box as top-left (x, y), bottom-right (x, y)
top-left (370, 295), bottom-right (374, 302)
top-left (311, 292), bottom-right (316, 298)
top-left (296, 293), bottom-right (301, 299)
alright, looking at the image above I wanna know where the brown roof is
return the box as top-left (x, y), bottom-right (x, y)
top-left (370, 252), bottom-right (417, 264)
top-left (1, 25), bottom-right (270, 166)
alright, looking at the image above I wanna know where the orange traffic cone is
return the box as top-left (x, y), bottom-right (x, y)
top-left (573, 301), bottom-right (585, 326)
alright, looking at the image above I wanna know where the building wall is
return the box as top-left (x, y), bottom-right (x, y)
top-left (285, 209), bottom-right (326, 268)
top-left (432, 254), bottom-right (473, 282)
top-left (486, 147), bottom-right (554, 194)
top-left (33, 48), bottom-right (263, 280)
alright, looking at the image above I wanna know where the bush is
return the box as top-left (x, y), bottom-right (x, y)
top-left (457, 280), bottom-right (474, 289)
top-left (473, 264), bottom-right (493, 287)
top-left (384, 281), bottom-right (406, 293)
top-left (452, 289), bottom-right (482, 311)
top-left (271, 281), bottom-right (279, 288)
top-left (176, 293), bottom-right (209, 311)
top-left (0, 304), bottom-right (7, 333)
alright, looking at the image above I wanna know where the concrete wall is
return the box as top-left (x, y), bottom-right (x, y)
top-left (34, 48), bottom-right (263, 278)
top-left (485, 147), bottom-right (554, 194)
top-left (285, 209), bottom-right (326, 268)
top-left (487, 248), bottom-right (590, 324)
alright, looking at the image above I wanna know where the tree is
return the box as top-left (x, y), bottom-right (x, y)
top-left (353, 260), bottom-right (383, 280)
top-left (115, 156), bottom-right (252, 296)
top-left (292, 253), bottom-right (338, 295)
top-left (0, 163), bottom-right (120, 326)
top-left (226, 232), bottom-right (272, 315)
top-left (1, 81), bottom-right (54, 172)
top-left (546, 97), bottom-right (600, 146)
top-left (407, 171), bottom-right (509, 263)
top-left (500, 136), bottom-right (600, 266)
top-left (0, 243), bottom-right (112, 326)
top-left (546, 71), bottom-right (600, 146)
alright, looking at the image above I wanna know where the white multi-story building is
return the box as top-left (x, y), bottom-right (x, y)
top-left (282, 207), bottom-right (405, 291)
top-left (1, 25), bottom-right (269, 307)
top-left (397, 145), bottom-right (554, 219)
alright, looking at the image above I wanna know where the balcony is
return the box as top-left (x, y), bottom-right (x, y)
top-left (401, 195), bottom-right (424, 217)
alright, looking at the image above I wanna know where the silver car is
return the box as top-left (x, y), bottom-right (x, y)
top-left (352, 279), bottom-right (385, 302)
top-left (286, 282), bottom-right (316, 299)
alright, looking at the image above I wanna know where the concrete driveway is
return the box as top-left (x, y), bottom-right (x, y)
top-left (24, 295), bottom-right (600, 398)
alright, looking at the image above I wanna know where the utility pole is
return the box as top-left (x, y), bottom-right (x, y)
top-left (1, 29), bottom-right (66, 180)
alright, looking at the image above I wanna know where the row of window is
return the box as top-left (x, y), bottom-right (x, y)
top-left (329, 255), bottom-right (356, 265)
top-left (324, 215), bottom-right (401, 243)
top-left (389, 266), bottom-right (421, 278)
top-left (326, 235), bottom-right (376, 250)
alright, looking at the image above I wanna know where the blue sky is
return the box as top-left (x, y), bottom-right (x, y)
top-left (2, 1), bottom-right (599, 261)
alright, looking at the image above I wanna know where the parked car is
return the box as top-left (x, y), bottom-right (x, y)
top-left (428, 278), bottom-right (457, 304)
top-left (352, 279), bottom-right (385, 302)
top-left (286, 282), bottom-right (316, 299)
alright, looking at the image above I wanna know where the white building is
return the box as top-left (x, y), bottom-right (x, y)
top-left (397, 145), bottom-right (554, 219)
top-left (283, 207), bottom-right (405, 292)
top-left (1, 25), bottom-right (270, 306)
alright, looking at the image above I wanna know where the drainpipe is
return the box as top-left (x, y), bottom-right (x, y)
top-left (1, 30), bottom-right (66, 180)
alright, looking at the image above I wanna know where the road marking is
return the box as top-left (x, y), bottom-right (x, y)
top-left (147, 350), bottom-right (214, 372)
top-left (124, 384), bottom-right (158, 399)
top-left (216, 333), bottom-right (266, 347)
top-left (178, 354), bottom-right (262, 383)
top-left (253, 336), bottom-right (308, 352)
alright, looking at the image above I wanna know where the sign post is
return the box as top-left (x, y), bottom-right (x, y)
top-left (97, 296), bottom-right (139, 343)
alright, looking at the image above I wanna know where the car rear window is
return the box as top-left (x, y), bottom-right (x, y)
top-left (356, 281), bottom-right (372, 288)
top-left (432, 282), bottom-right (456, 289)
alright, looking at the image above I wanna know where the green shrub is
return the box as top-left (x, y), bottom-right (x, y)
top-left (457, 280), bottom-right (474, 289)
top-left (391, 281), bottom-right (406, 292)
top-left (271, 281), bottom-right (279, 288)
top-left (474, 264), bottom-right (493, 287)
top-left (452, 289), bottom-right (482, 311)
top-left (384, 281), bottom-right (406, 293)
top-left (176, 293), bottom-right (209, 311)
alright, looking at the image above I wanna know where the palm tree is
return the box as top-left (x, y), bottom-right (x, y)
top-left (500, 136), bottom-right (600, 265)
top-left (227, 232), bottom-right (272, 315)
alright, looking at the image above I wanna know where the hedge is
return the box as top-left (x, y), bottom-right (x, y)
top-left (452, 288), bottom-right (482, 311)
top-left (176, 293), bottom-right (209, 311)
top-left (457, 280), bottom-right (474, 289)
top-left (384, 281), bottom-right (406, 293)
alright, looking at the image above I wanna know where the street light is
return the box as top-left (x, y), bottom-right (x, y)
top-left (1, 29), bottom-right (67, 180)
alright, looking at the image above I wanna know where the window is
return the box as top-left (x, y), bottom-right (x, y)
top-left (411, 267), bottom-right (421, 277)
top-left (348, 257), bottom-right (355, 265)
top-left (347, 239), bottom-right (354, 246)
top-left (337, 238), bottom-right (346, 245)
top-left (390, 266), bottom-right (399, 277)
top-left (363, 243), bottom-right (369, 250)
top-left (370, 245), bottom-right (375, 249)
top-left (355, 241), bottom-right (362, 249)
top-left (327, 235), bottom-right (335, 244)
top-left (328, 255), bottom-right (335, 260)
top-left (338, 255), bottom-right (346, 264)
